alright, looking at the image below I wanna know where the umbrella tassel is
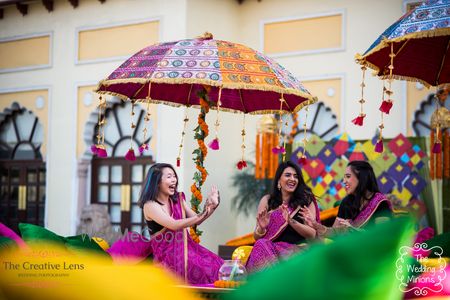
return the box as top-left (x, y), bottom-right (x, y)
top-left (272, 95), bottom-right (286, 156)
top-left (91, 95), bottom-right (108, 158)
top-left (352, 64), bottom-right (367, 127)
top-left (301, 105), bottom-right (310, 160)
top-left (237, 114), bottom-right (247, 170)
top-left (209, 87), bottom-right (222, 151)
top-left (125, 101), bottom-right (137, 161)
top-left (375, 81), bottom-right (389, 153)
top-left (139, 83), bottom-right (152, 155)
top-left (430, 130), bottom-right (435, 180)
top-left (177, 110), bottom-right (189, 167)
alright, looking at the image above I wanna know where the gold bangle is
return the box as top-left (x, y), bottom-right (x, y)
top-left (255, 227), bottom-right (267, 236)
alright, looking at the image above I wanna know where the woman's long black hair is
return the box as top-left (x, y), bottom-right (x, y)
top-left (267, 161), bottom-right (314, 210)
top-left (344, 160), bottom-right (380, 219)
top-left (138, 163), bottom-right (179, 208)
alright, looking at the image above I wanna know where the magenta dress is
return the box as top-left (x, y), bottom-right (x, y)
top-left (246, 199), bottom-right (321, 273)
top-left (349, 192), bottom-right (393, 227)
top-left (149, 193), bottom-right (223, 284)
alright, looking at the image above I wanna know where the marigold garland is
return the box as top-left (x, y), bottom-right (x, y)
top-left (288, 112), bottom-right (299, 144)
top-left (190, 87), bottom-right (212, 242)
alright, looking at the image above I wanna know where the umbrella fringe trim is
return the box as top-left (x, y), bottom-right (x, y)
top-left (356, 27), bottom-right (450, 61)
top-left (355, 27), bottom-right (450, 87)
top-left (95, 78), bottom-right (317, 103)
top-left (94, 88), bottom-right (317, 115)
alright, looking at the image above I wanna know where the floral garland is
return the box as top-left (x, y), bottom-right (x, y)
top-left (190, 87), bottom-right (211, 242)
top-left (288, 112), bottom-right (299, 144)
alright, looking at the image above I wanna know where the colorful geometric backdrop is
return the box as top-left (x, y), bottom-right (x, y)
top-left (291, 133), bottom-right (428, 212)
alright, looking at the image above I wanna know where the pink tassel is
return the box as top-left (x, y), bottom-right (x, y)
top-left (96, 145), bottom-right (107, 158)
top-left (125, 148), bottom-right (136, 161)
top-left (139, 143), bottom-right (149, 154)
top-left (379, 100), bottom-right (393, 114)
top-left (374, 140), bottom-right (384, 153)
top-left (272, 146), bottom-right (286, 154)
top-left (432, 142), bottom-right (442, 154)
top-left (176, 157), bottom-right (181, 167)
top-left (351, 114), bottom-right (366, 126)
top-left (208, 138), bottom-right (220, 150)
top-left (91, 144), bottom-right (98, 155)
top-left (236, 160), bottom-right (247, 170)
top-left (298, 156), bottom-right (307, 165)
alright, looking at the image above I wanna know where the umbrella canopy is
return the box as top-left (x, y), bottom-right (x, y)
top-left (356, 0), bottom-right (450, 87)
top-left (95, 33), bottom-right (316, 113)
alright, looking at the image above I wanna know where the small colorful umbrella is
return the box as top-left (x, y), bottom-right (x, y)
top-left (353, 0), bottom-right (450, 152)
top-left (94, 33), bottom-right (317, 239)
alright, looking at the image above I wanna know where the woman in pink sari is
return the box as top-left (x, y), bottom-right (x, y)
top-left (245, 161), bottom-right (321, 273)
top-left (138, 163), bottom-right (223, 284)
top-left (301, 160), bottom-right (393, 236)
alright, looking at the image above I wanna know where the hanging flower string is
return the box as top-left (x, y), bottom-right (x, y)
top-left (139, 83), bottom-right (152, 155)
top-left (91, 95), bottom-right (107, 157)
top-left (125, 100), bottom-right (137, 161)
top-left (352, 64), bottom-right (367, 126)
top-left (272, 95), bottom-right (286, 155)
top-left (176, 109), bottom-right (189, 167)
top-left (297, 106), bottom-right (309, 165)
top-left (237, 114), bottom-right (248, 170)
top-left (208, 87), bottom-right (222, 150)
top-left (190, 87), bottom-right (211, 241)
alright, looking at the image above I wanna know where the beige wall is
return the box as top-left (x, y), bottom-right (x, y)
top-left (0, 35), bottom-right (50, 70)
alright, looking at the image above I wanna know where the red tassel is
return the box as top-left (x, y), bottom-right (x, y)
top-left (236, 160), bottom-right (248, 170)
top-left (351, 114), bottom-right (366, 126)
top-left (139, 143), bottom-right (149, 154)
top-left (176, 157), bottom-right (181, 167)
top-left (432, 142), bottom-right (442, 154)
top-left (271, 146), bottom-right (286, 154)
top-left (379, 100), bottom-right (393, 114)
top-left (208, 138), bottom-right (220, 150)
top-left (298, 155), bottom-right (307, 165)
top-left (125, 148), bottom-right (136, 161)
top-left (374, 140), bottom-right (384, 153)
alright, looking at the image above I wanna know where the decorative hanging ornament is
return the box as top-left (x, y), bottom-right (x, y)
top-left (125, 100), bottom-right (137, 161)
top-left (237, 114), bottom-right (248, 170)
top-left (297, 105), bottom-right (309, 165)
top-left (139, 83), bottom-right (152, 155)
top-left (352, 64), bottom-right (367, 126)
top-left (272, 95), bottom-right (286, 156)
top-left (379, 42), bottom-right (395, 115)
top-left (91, 95), bottom-right (108, 157)
top-left (208, 87), bottom-right (222, 151)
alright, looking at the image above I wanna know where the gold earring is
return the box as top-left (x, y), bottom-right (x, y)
top-left (278, 183), bottom-right (281, 190)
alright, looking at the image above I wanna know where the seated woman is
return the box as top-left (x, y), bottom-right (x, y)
top-left (245, 161), bottom-right (321, 273)
top-left (301, 160), bottom-right (393, 236)
top-left (138, 163), bottom-right (223, 284)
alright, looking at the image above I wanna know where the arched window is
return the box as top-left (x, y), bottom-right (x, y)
top-left (89, 99), bottom-right (154, 233)
top-left (0, 103), bottom-right (45, 232)
top-left (283, 101), bottom-right (339, 141)
top-left (412, 93), bottom-right (450, 137)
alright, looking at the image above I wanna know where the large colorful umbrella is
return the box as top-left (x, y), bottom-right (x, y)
top-left (356, 0), bottom-right (450, 87)
top-left (94, 33), bottom-right (316, 240)
top-left (95, 33), bottom-right (316, 114)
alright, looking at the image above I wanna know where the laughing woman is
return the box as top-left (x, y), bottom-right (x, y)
top-left (138, 163), bottom-right (223, 284)
top-left (301, 160), bottom-right (393, 236)
top-left (245, 161), bottom-right (321, 273)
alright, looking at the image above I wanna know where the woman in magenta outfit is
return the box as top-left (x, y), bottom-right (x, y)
top-left (138, 163), bottom-right (223, 284)
top-left (245, 161), bottom-right (321, 273)
top-left (301, 160), bottom-right (393, 236)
